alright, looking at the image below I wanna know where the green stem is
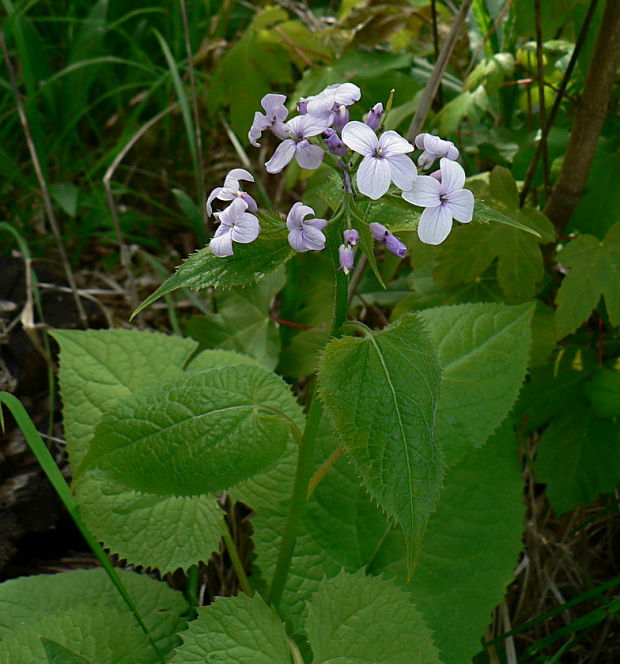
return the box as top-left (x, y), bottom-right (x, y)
top-left (221, 519), bottom-right (253, 597)
top-left (0, 393), bottom-right (166, 664)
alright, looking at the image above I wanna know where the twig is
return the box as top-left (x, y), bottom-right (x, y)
top-left (519, 0), bottom-right (599, 206)
top-left (543, 0), bottom-right (620, 231)
top-left (179, 0), bottom-right (208, 236)
top-left (430, 0), bottom-right (443, 108)
top-left (407, 0), bottom-right (474, 140)
top-left (0, 29), bottom-right (87, 327)
top-left (534, 0), bottom-right (550, 197)
top-left (103, 102), bottom-right (180, 312)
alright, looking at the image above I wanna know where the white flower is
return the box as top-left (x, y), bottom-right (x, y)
top-left (415, 133), bottom-right (459, 170)
top-left (265, 115), bottom-right (330, 174)
top-left (402, 158), bottom-right (474, 245)
top-left (341, 121), bottom-right (417, 200)
top-left (206, 168), bottom-right (256, 216)
top-left (286, 202), bottom-right (327, 252)
top-left (300, 83), bottom-right (361, 119)
top-left (209, 198), bottom-right (260, 257)
top-left (248, 94), bottom-right (289, 147)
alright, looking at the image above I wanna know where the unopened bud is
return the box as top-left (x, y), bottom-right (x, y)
top-left (297, 99), bottom-right (308, 114)
top-left (364, 103), bottom-right (384, 131)
top-left (338, 244), bottom-right (355, 275)
top-left (323, 128), bottom-right (346, 157)
top-left (333, 104), bottom-right (349, 132)
top-left (343, 229), bottom-right (359, 246)
top-left (368, 222), bottom-right (407, 258)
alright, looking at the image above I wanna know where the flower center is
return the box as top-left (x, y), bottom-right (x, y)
top-left (374, 148), bottom-right (384, 158)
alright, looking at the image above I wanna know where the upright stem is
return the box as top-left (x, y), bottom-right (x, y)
top-left (221, 520), bottom-right (253, 597)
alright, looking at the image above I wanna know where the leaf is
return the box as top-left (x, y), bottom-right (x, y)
top-left (42, 640), bottom-right (95, 664)
top-left (185, 269), bottom-right (284, 370)
top-left (80, 365), bottom-right (295, 496)
top-left (555, 220), bottom-right (620, 338)
top-left (169, 593), bottom-right (290, 664)
top-left (436, 85), bottom-right (489, 135)
top-left (306, 570), bottom-right (440, 664)
top-left (419, 302), bottom-right (534, 465)
top-left (318, 314), bottom-right (443, 575)
top-left (49, 183), bottom-right (79, 217)
top-left (0, 568), bottom-right (187, 664)
top-left (172, 188), bottom-right (206, 244)
top-left (583, 367), bottom-right (620, 418)
top-left (406, 423), bottom-right (525, 664)
top-left (51, 329), bottom-right (197, 467)
top-left (535, 404), bottom-right (620, 514)
top-left (133, 221), bottom-right (294, 318)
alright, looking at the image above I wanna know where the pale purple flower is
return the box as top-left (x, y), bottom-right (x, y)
top-left (339, 244), bottom-right (354, 274)
top-left (206, 168), bottom-right (257, 216)
top-left (415, 133), bottom-right (459, 170)
top-left (265, 114), bottom-right (330, 174)
top-left (210, 198), bottom-right (260, 258)
top-left (341, 121), bottom-right (416, 200)
top-left (343, 229), bottom-right (359, 246)
top-left (248, 94), bottom-right (289, 147)
top-left (364, 103), bottom-right (384, 131)
top-left (323, 128), bottom-right (346, 157)
top-left (301, 83), bottom-right (361, 121)
top-left (402, 158), bottom-right (474, 245)
top-left (369, 222), bottom-right (407, 258)
top-left (286, 202), bottom-right (327, 252)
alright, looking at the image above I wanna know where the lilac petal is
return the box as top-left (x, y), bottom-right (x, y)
top-left (378, 130), bottom-right (414, 156)
top-left (217, 188), bottom-right (236, 202)
top-left (261, 93), bottom-right (288, 121)
top-left (369, 222), bottom-right (389, 241)
top-left (388, 154), bottom-right (417, 191)
top-left (240, 192), bottom-right (258, 213)
top-left (287, 202), bottom-right (314, 230)
top-left (305, 92), bottom-right (335, 116)
top-left (224, 168), bottom-right (254, 189)
top-left (418, 204), bottom-right (454, 245)
top-left (384, 233), bottom-right (407, 258)
top-left (248, 112), bottom-right (270, 147)
top-left (300, 226), bottom-right (326, 251)
top-left (339, 244), bottom-right (354, 274)
top-left (265, 139), bottom-right (296, 173)
top-left (231, 213), bottom-right (260, 244)
top-left (210, 229), bottom-right (234, 257)
top-left (206, 186), bottom-right (223, 216)
top-left (330, 82), bottom-right (361, 106)
top-left (446, 144), bottom-right (460, 160)
top-left (341, 121), bottom-right (377, 157)
top-left (287, 114), bottom-right (331, 139)
top-left (402, 175), bottom-right (441, 207)
top-left (356, 156), bottom-right (391, 200)
top-left (287, 228), bottom-right (311, 252)
top-left (218, 198), bottom-right (246, 226)
top-left (417, 150), bottom-right (437, 170)
top-left (445, 188), bottom-right (474, 223)
top-left (439, 157), bottom-right (465, 193)
top-left (304, 216), bottom-right (327, 230)
top-left (364, 102), bottom-right (383, 131)
top-left (415, 133), bottom-right (429, 150)
top-left (295, 141), bottom-right (324, 170)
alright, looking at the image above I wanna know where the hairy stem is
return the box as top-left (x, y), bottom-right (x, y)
top-left (543, 0), bottom-right (620, 231)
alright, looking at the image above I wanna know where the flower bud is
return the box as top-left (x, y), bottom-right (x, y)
top-left (338, 244), bottom-right (354, 274)
top-left (368, 222), bottom-right (407, 258)
top-left (364, 103), bottom-right (384, 131)
top-left (323, 128), bottom-right (346, 157)
top-left (333, 104), bottom-right (350, 132)
top-left (297, 99), bottom-right (308, 114)
top-left (343, 229), bottom-right (359, 246)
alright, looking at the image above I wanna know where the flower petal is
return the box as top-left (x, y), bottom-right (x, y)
top-left (402, 175), bottom-right (440, 207)
top-left (288, 228), bottom-right (309, 252)
top-left (231, 213), bottom-right (260, 244)
top-left (445, 188), bottom-right (474, 223)
top-left (378, 130), bottom-right (414, 156)
top-left (224, 168), bottom-right (254, 190)
top-left (330, 82), bottom-right (361, 106)
top-left (304, 216), bottom-right (327, 230)
top-left (356, 156), bottom-right (391, 200)
top-left (418, 204), bottom-right (454, 245)
top-left (287, 114), bottom-right (331, 139)
top-left (206, 186), bottom-right (223, 216)
top-left (300, 226), bottom-right (326, 251)
top-left (388, 154), bottom-right (417, 191)
top-left (439, 157), bottom-right (465, 193)
top-left (414, 133), bottom-right (429, 150)
top-left (265, 139), bottom-right (296, 174)
top-left (210, 229), bottom-right (234, 257)
top-left (248, 112), bottom-right (270, 147)
top-left (217, 197), bottom-right (246, 226)
top-left (287, 202), bottom-right (314, 230)
top-left (295, 141), bottom-right (324, 170)
top-left (341, 121), bottom-right (377, 157)
top-left (261, 93), bottom-right (288, 121)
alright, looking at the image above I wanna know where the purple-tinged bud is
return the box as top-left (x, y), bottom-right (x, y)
top-left (368, 222), bottom-right (407, 258)
top-left (297, 99), bottom-right (308, 114)
top-left (239, 191), bottom-right (258, 212)
top-left (343, 229), bottom-right (359, 246)
top-left (332, 104), bottom-right (349, 132)
top-left (323, 128), bottom-right (346, 157)
top-left (429, 170), bottom-right (442, 182)
top-left (364, 102), bottom-right (384, 131)
top-left (338, 244), bottom-right (355, 275)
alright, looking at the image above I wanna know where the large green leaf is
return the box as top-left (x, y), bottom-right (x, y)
top-left (306, 570), bottom-right (440, 664)
top-left (51, 329), bottom-right (197, 467)
top-left (42, 640), bottom-right (94, 664)
top-left (169, 593), bottom-right (290, 664)
top-left (79, 365), bottom-right (292, 495)
top-left (555, 220), bottom-right (620, 338)
top-left (419, 302), bottom-right (534, 465)
top-left (0, 568), bottom-right (186, 664)
top-left (318, 314), bottom-right (442, 575)
top-left (133, 219), bottom-right (294, 318)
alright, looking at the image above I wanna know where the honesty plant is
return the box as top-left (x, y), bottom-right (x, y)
top-left (0, 80), bottom-right (543, 664)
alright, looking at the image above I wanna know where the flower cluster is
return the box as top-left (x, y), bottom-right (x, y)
top-left (206, 82), bottom-right (474, 266)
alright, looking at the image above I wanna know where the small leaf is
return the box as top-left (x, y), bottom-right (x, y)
top-left (169, 593), bottom-right (290, 664)
top-left (132, 221), bottom-right (294, 318)
top-left (474, 200), bottom-right (542, 237)
top-left (306, 570), bottom-right (440, 664)
top-left (318, 314), bottom-right (442, 575)
top-left (42, 639), bottom-right (95, 664)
